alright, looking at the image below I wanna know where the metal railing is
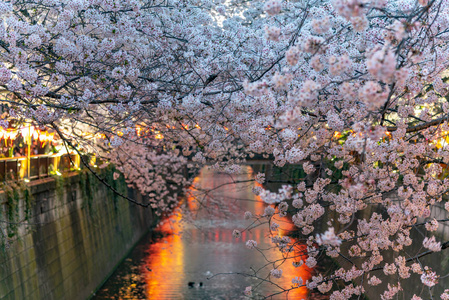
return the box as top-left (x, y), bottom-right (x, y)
top-left (0, 153), bottom-right (81, 181)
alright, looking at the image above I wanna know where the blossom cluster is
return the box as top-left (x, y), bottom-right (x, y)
top-left (1, 0), bottom-right (449, 298)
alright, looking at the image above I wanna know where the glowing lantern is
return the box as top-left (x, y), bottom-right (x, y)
top-left (20, 126), bottom-right (34, 140)
top-left (33, 129), bottom-right (39, 140)
top-left (7, 129), bottom-right (18, 140)
top-left (39, 132), bottom-right (47, 141)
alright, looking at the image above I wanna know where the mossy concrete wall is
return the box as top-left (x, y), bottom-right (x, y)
top-left (0, 172), bottom-right (155, 300)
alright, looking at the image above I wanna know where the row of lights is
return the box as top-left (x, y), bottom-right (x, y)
top-left (0, 126), bottom-right (55, 142)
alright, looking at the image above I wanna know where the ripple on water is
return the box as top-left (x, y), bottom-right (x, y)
top-left (93, 167), bottom-right (312, 300)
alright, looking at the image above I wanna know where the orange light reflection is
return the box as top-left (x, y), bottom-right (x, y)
top-left (253, 177), bottom-right (312, 298)
top-left (271, 209), bottom-right (312, 299)
top-left (143, 210), bottom-right (185, 298)
top-left (136, 170), bottom-right (313, 299)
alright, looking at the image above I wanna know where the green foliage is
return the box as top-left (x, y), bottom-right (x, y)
top-left (79, 164), bottom-right (126, 220)
top-left (79, 168), bottom-right (96, 211)
top-left (269, 164), bottom-right (306, 183)
top-left (52, 174), bottom-right (65, 202)
top-left (101, 164), bottom-right (127, 210)
top-left (23, 187), bottom-right (32, 221)
top-left (0, 164), bottom-right (126, 246)
top-left (5, 185), bottom-right (20, 238)
top-left (0, 179), bottom-right (33, 242)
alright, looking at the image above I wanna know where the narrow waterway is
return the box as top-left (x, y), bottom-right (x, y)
top-left (92, 166), bottom-right (312, 299)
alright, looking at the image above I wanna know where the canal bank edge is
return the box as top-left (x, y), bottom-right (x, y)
top-left (0, 171), bottom-right (158, 300)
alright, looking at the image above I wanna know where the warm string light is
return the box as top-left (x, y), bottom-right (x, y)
top-left (0, 126), bottom-right (55, 142)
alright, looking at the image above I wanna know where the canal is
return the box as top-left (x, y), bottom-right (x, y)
top-left (92, 166), bottom-right (313, 299)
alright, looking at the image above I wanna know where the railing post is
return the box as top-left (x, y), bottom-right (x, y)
top-left (27, 126), bottom-right (31, 180)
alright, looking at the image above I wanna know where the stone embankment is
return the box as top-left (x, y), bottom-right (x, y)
top-left (0, 170), bottom-right (156, 300)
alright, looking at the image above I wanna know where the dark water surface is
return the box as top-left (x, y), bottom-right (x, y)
top-left (92, 167), bottom-right (312, 300)
top-left (92, 166), bottom-right (449, 299)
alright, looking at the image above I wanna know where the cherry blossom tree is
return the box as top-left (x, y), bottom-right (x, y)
top-left (233, 0), bottom-right (449, 298)
top-left (2, 0), bottom-right (449, 298)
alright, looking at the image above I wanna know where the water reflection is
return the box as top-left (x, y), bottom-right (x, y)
top-left (93, 167), bottom-right (312, 299)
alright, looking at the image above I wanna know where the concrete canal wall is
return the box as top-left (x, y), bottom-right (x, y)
top-left (0, 170), bottom-right (155, 300)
